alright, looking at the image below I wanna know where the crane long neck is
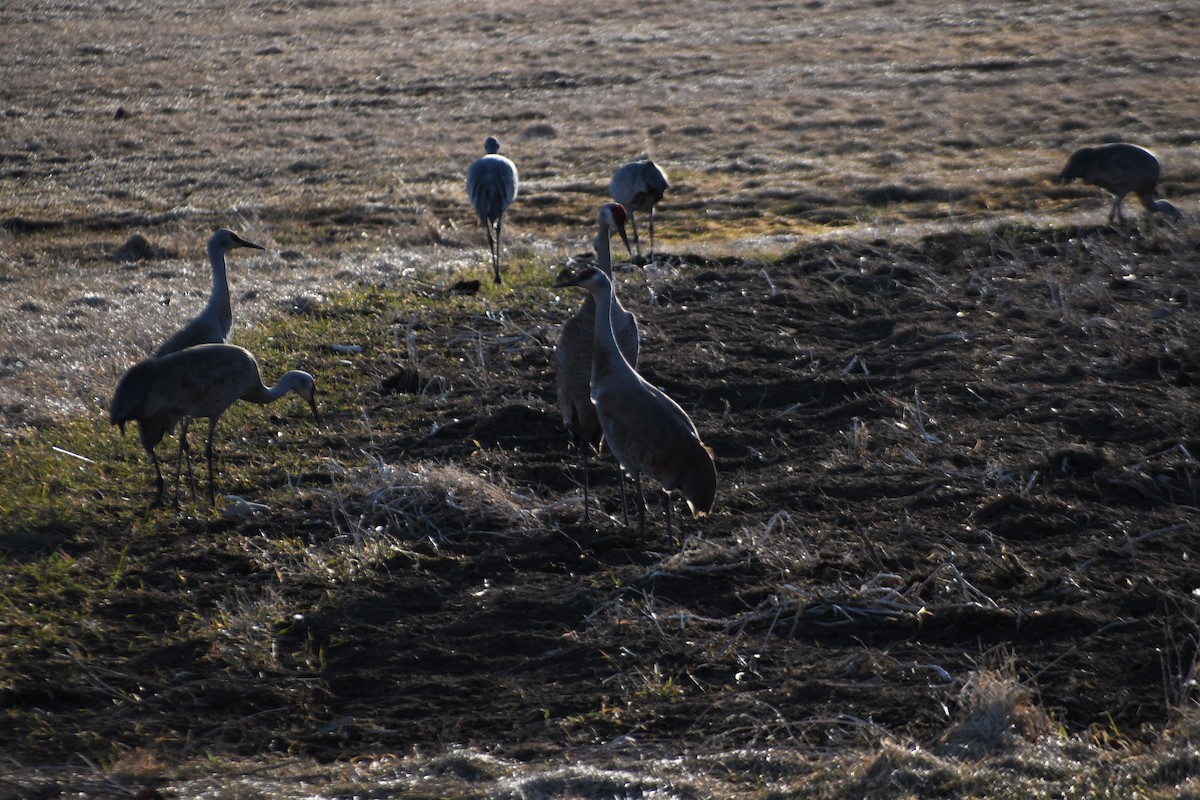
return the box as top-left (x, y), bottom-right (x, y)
top-left (589, 279), bottom-right (627, 372)
top-left (244, 371), bottom-right (317, 420)
top-left (242, 373), bottom-right (297, 404)
top-left (596, 220), bottom-right (614, 278)
top-left (206, 242), bottom-right (231, 310)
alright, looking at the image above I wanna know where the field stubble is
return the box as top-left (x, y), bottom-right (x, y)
top-left (2, 0), bottom-right (1200, 798)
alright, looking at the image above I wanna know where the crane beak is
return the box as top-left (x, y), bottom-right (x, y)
top-left (307, 393), bottom-right (320, 423)
top-left (233, 233), bottom-right (267, 251)
top-left (615, 223), bottom-right (632, 260)
top-left (552, 272), bottom-right (580, 289)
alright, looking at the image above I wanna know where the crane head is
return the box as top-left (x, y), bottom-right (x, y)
top-left (600, 203), bottom-right (632, 258)
top-left (211, 228), bottom-right (267, 253)
top-left (552, 266), bottom-right (608, 293)
top-left (1058, 147), bottom-right (1095, 184)
top-left (294, 372), bottom-right (320, 422)
top-left (484, 136), bottom-right (501, 155)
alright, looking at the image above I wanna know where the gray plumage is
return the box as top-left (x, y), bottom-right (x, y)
top-left (1059, 143), bottom-right (1179, 223)
top-left (110, 343), bottom-right (318, 505)
top-left (554, 266), bottom-right (716, 540)
top-left (466, 136), bottom-right (519, 284)
top-left (554, 203), bottom-right (636, 523)
top-left (154, 228), bottom-right (265, 357)
top-left (609, 159), bottom-right (669, 260)
top-left (149, 228), bottom-right (266, 493)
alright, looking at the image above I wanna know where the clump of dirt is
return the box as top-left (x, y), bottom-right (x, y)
top-left (107, 233), bottom-right (165, 263)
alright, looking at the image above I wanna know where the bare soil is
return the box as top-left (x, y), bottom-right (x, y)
top-left (7, 227), bottom-right (1200, 788)
top-left (1, 0), bottom-right (1199, 795)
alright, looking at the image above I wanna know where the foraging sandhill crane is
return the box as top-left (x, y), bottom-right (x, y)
top-left (154, 228), bottom-right (266, 356)
top-left (554, 266), bottom-right (716, 540)
top-left (609, 159), bottom-right (669, 261)
top-left (466, 136), bottom-right (519, 284)
top-left (555, 203), bottom-right (636, 522)
top-left (149, 228), bottom-right (266, 493)
top-left (110, 343), bottom-right (318, 505)
top-left (1059, 143), bottom-right (1180, 223)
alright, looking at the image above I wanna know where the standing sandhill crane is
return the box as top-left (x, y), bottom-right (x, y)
top-left (155, 228), bottom-right (266, 357)
top-left (555, 203), bottom-right (636, 523)
top-left (1059, 143), bottom-right (1180, 224)
top-left (110, 343), bottom-right (318, 505)
top-left (554, 266), bottom-right (716, 540)
top-left (609, 159), bottom-right (669, 262)
top-left (150, 228), bottom-right (266, 494)
top-left (466, 136), bottom-right (519, 284)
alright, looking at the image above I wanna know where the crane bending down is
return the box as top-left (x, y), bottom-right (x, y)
top-left (609, 160), bottom-right (668, 262)
top-left (1059, 143), bottom-right (1179, 224)
top-left (466, 136), bottom-right (519, 284)
top-left (554, 266), bottom-right (716, 540)
top-left (555, 203), bottom-right (636, 523)
top-left (149, 228), bottom-right (266, 497)
top-left (110, 343), bottom-right (318, 506)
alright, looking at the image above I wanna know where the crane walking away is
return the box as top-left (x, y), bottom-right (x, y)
top-left (466, 136), bottom-right (519, 284)
top-left (150, 228), bottom-right (267, 496)
top-left (609, 159), bottom-right (668, 262)
top-left (1058, 143), bottom-right (1180, 224)
top-left (555, 203), bottom-right (637, 523)
top-left (554, 267), bottom-right (716, 541)
top-left (110, 343), bottom-right (318, 506)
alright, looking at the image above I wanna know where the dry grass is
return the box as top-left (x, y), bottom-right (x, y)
top-left (3, 0), bottom-right (1200, 797)
top-left (937, 660), bottom-right (1056, 757)
top-left (324, 457), bottom-right (543, 542)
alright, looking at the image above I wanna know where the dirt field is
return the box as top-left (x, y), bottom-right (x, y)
top-left (2, 1), bottom-right (1199, 797)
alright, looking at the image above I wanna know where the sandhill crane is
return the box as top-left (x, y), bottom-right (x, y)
top-left (609, 159), bottom-right (668, 261)
top-left (554, 266), bottom-right (716, 540)
top-left (150, 228), bottom-right (266, 492)
top-left (1059, 143), bottom-right (1180, 223)
top-left (110, 343), bottom-right (318, 505)
top-left (154, 228), bottom-right (266, 357)
top-left (466, 136), bottom-right (519, 284)
top-left (555, 203), bottom-right (636, 522)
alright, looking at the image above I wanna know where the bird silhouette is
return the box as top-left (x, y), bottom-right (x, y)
top-left (609, 159), bottom-right (669, 261)
top-left (554, 266), bottom-right (716, 540)
top-left (1059, 143), bottom-right (1179, 223)
top-left (466, 136), bottom-right (519, 284)
top-left (555, 203), bottom-right (636, 523)
top-left (110, 343), bottom-right (318, 506)
top-left (149, 228), bottom-right (266, 496)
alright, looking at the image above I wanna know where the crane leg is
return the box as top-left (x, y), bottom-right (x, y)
top-left (581, 444), bottom-right (591, 525)
top-left (647, 209), bottom-right (656, 261)
top-left (628, 214), bottom-right (642, 260)
top-left (149, 452), bottom-right (165, 507)
top-left (483, 221), bottom-right (499, 285)
top-left (174, 419), bottom-right (196, 507)
top-left (492, 218), bottom-right (504, 284)
top-left (173, 426), bottom-right (184, 507)
top-left (635, 478), bottom-right (647, 546)
top-left (1109, 195), bottom-right (1123, 225)
top-left (619, 472), bottom-right (630, 526)
top-left (662, 491), bottom-right (673, 545)
top-left (205, 420), bottom-right (219, 504)
top-left (183, 436), bottom-right (197, 501)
